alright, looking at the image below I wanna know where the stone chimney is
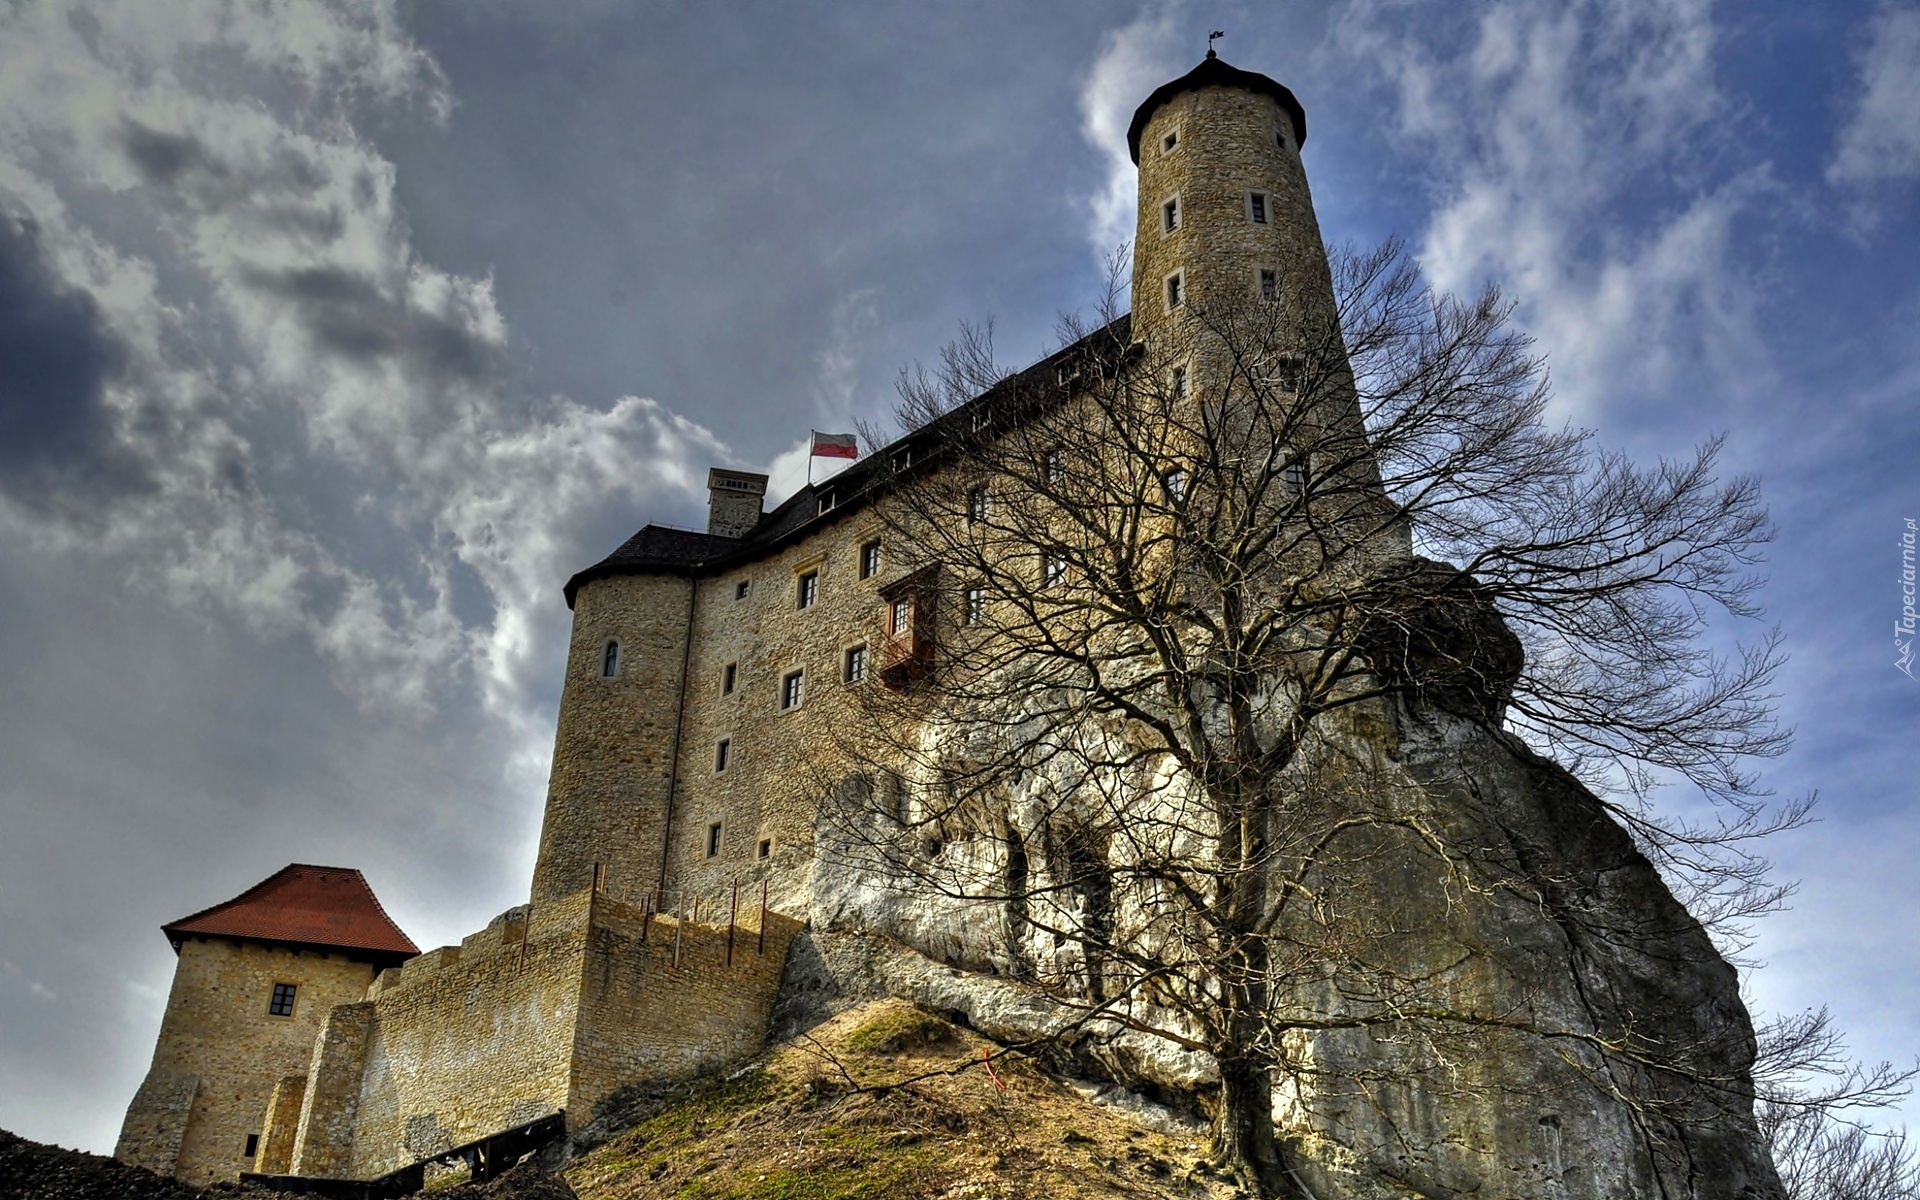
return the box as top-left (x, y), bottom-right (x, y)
top-left (706, 468), bottom-right (769, 538)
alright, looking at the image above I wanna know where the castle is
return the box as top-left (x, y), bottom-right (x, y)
top-left (116, 54), bottom-right (1783, 1198)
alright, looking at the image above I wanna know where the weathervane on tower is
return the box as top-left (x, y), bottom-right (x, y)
top-left (1207, 29), bottom-right (1225, 58)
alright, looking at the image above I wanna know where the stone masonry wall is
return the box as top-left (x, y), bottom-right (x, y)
top-left (667, 514), bottom-right (897, 911)
top-left (328, 895), bottom-right (593, 1180)
top-left (114, 938), bottom-right (374, 1183)
top-left (255, 1074), bottom-right (306, 1175)
top-left (569, 893), bottom-right (803, 1122)
top-left (286, 1001), bottom-right (375, 1179)
top-left (533, 573), bottom-right (693, 907)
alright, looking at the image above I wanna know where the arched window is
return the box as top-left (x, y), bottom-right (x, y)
top-left (601, 640), bottom-right (620, 678)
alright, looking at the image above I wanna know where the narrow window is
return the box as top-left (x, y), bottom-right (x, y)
top-left (1163, 468), bottom-right (1189, 503)
top-left (734, 580), bottom-right (750, 601)
top-left (1165, 272), bottom-right (1184, 310)
top-left (796, 571), bottom-right (818, 609)
top-left (757, 837), bottom-right (773, 860)
top-left (1277, 360), bottom-right (1301, 392)
top-left (1172, 365), bottom-right (1189, 399)
top-left (890, 596), bottom-right (911, 635)
top-left (1162, 129), bottom-right (1178, 153)
top-left (244, 1134), bottom-right (260, 1159)
top-left (722, 662), bottom-right (737, 695)
top-left (714, 738), bottom-right (730, 773)
top-left (967, 485), bottom-right (990, 524)
top-left (1043, 555), bottom-right (1066, 589)
top-left (965, 585), bottom-right (985, 626)
top-left (894, 448), bottom-right (912, 470)
top-left (1259, 268), bottom-right (1279, 301)
top-left (706, 822), bottom-right (723, 858)
top-left (600, 640), bottom-right (620, 678)
top-left (781, 669), bottom-right (805, 711)
top-left (1277, 130), bottom-right (1288, 149)
top-left (1045, 448), bottom-right (1065, 485)
top-left (268, 983), bottom-right (297, 1017)
top-left (971, 408), bottom-right (992, 433)
top-left (1162, 197), bottom-right (1180, 233)
top-left (844, 644), bottom-right (868, 684)
top-left (819, 488), bottom-right (836, 512)
top-left (1282, 451), bottom-right (1307, 491)
top-left (1249, 192), bottom-right (1268, 224)
top-left (859, 540), bottom-right (881, 579)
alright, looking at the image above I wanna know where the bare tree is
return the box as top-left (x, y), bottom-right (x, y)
top-left (819, 239), bottom-right (1812, 1197)
top-left (1753, 1010), bottom-right (1920, 1200)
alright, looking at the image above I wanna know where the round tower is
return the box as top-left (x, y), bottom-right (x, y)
top-left (1127, 52), bottom-right (1326, 352)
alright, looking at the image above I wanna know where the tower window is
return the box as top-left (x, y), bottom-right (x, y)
top-left (244, 1134), bottom-right (260, 1159)
top-left (706, 822), bottom-right (723, 858)
top-left (757, 837), bottom-right (773, 860)
top-left (844, 644), bottom-right (868, 684)
top-left (268, 983), bottom-right (297, 1017)
top-left (796, 571), bottom-right (818, 609)
top-left (734, 580), bottom-right (750, 601)
top-left (1248, 192), bottom-right (1268, 224)
top-left (1259, 268), bottom-right (1279, 301)
top-left (1277, 359), bottom-right (1301, 392)
top-left (1043, 554), bottom-right (1066, 589)
top-left (891, 596), bottom-right (912, 635)
top-left (600, 640), bottom-right (620, 678)
top-left (967, 485), bottom-right (990, 524)
top-left (1282, 450), bottom-right (1308, 491)
top-left (964, 585), bottom-right (985, 626)
top-left (714, 738), bottom-right (730, 773)
top-left (1045, 448), bottom-right (1065, 485)
top-left (723, 662), bottom-right (737, 695)
top-left (1165, 271), bottom-right (1184, 310)
top-left (1277, 130), bottom-right (1289, 149)
top-left (859, 540), bottom-right (882, 579)
top-left (781, 669), bottom-right (805, 711)
top-left (1163, 468), bottom-right (1189, 503)
top-left (1172, 365), bottom-right (1189, 398)
top-left (1162, 197), bottom-right (1180, 233)
top-left (1162, 129), bottom-right (1179, 153)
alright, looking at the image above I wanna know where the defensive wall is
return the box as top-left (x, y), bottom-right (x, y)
top-left (276, 887), bottom-right (799, 1181)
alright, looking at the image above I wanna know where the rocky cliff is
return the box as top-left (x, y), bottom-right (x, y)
top-left (788, 684), bottom-right (1783, 1199)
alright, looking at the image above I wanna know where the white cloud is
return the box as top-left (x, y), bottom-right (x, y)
top-left (1335, 0), bottom-right (1772, 425)
top-left (0, 0), bottom-right (723, 733)
top-left (1077, 5), bottom-right (1186, 260)
top-left (1828, 6), bottom-right (1920, 189)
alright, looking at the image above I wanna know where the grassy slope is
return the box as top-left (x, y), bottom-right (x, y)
top-left (564, 1000), bottom-right (1231, 1200)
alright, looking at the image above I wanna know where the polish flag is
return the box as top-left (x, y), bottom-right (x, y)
top-left (810, 432), bottom-right (859, 459)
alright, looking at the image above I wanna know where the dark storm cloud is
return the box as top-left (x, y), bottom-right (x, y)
top-left (239, 264), bottom-right (498, 383)
top-left (119, 119), bottom-right (343, 243)
top-left (0, 212), bottom-right (142, 499)
top-left (118, 119), bottom-right (223, 187)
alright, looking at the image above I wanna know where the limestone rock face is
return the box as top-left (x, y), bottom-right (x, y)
top-left (789, 700), bottom-right (1784, 1199)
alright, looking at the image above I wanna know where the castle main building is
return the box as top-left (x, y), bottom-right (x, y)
top-left (118, 51), bottom-right (1323, 1186)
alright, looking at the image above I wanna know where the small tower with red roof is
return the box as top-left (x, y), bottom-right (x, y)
top-left (114, 864), bottom-right (417, 1183)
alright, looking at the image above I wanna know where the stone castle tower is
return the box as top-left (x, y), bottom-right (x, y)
top-left (116, 54), bottom-right (1781, 1197)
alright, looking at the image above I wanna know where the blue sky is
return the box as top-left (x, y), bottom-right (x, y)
top-left (0, 0), bottom-right (1915, 1154)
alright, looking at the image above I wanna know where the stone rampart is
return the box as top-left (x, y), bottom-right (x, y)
top-left (278, 887), bottom-right (800, 1180)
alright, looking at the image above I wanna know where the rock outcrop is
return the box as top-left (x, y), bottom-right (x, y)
top-left (789, 680), bottom-right (1782, 1199)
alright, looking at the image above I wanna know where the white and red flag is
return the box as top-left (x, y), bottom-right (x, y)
top-left (810, 431), bottom-right (859, 460)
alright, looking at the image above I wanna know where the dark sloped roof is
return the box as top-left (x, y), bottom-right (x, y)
top-left (1127, 53), bottom-right (1307, 163)
top-left (564, 314), bottom-right (1133, 608)
top-left (162, 864), bottom-right (418, 965)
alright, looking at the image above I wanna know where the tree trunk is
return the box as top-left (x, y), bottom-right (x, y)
top-left (1215, 1048), bottom-right (1294, 1198)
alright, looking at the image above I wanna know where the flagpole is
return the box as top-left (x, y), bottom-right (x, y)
top-left (807, 430), bottom-right (815, 487)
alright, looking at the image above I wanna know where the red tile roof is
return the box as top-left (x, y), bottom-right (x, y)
top-left (162, 864), bottom-right (419, 964)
